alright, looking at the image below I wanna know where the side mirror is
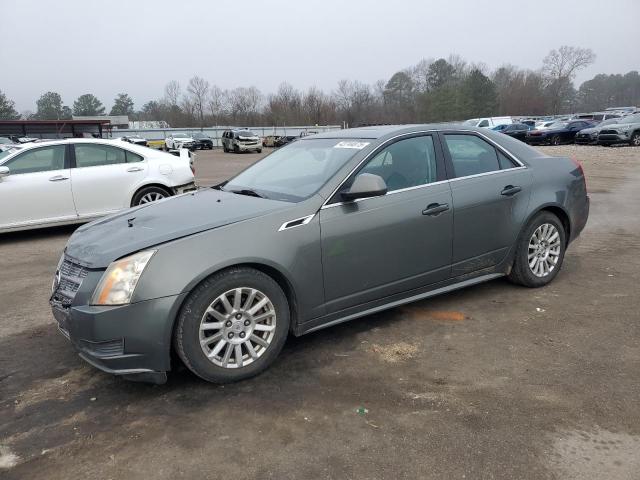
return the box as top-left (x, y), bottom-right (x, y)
top-left (342, 173), bottom-right (387, 201)
top-left (0, 166), bottom-right (9, 178)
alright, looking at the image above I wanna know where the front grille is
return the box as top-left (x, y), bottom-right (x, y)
top-left (52, 258), bottom-right (87, 305)
top-left (599, 129), bottom-right (619, 135)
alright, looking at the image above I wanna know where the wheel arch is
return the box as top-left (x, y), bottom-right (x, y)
top-left (522, 203), bottom-right (571, 247)
top-left (167, 261), bottom-right (300, 370)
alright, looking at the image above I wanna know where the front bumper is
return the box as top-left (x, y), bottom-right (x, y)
top-left (525, 136), bottom-right (549, 145)
top-left (236, 142), bottom-right (261, 151)
top-left (51, 292), bottom-right (188, 383)
top-left (575, 135), bottom-right (597, 145)
top-left (598, 133), bottom-right (628, 144)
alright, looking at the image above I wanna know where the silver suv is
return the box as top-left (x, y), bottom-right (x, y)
top-left (222, 130), bottom-right (262, 153)
top-left (597, 113), bottom-right (640, 146)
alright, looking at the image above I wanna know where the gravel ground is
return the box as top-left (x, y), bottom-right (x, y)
top-left (1, 144), bottom-right (639, 479)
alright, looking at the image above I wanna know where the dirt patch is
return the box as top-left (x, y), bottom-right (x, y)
top-left (549, 427), bottom-right (640, 479)
top-left (0, 445), bottom-right (20, 470)
top-left (368, 342), bottom-right (419, 363)
top-left (402, 306), bottom-right (468, 321)
top-left (13, 366), bottom-right (99, 413)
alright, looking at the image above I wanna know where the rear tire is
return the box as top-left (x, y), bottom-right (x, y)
top-left (174, 267), bottom-right (290, 383)
top-left (630, 131), bottom-right (640, 147)
top-left (257, 149), bottom-right (262, 154)
top-left (131, 185), bottom-right (171, 206)
top-left (508, 211), bottom-right (566, 288)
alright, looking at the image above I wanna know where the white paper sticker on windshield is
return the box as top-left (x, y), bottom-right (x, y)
top-left (334, 141), bottom-right (370, 149)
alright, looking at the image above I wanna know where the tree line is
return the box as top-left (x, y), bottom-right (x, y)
top-left (1, 46), bottom-right (639, 127)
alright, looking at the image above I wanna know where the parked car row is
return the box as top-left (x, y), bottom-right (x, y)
top-left (483, 113), bottom-right (640, 147)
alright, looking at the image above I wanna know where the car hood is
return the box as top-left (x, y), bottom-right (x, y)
top-left (173, 137), bottom-right (194, 142)
top-left (65, 188), bottom-right (291, 268)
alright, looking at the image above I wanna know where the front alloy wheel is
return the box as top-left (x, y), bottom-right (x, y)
top-left (199, 288), bottom-right (276, 368)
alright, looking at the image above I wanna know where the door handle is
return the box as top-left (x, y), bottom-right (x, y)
top-left (422, 203), bottom-right (450, 216)
top-left (127, 167), bottom-right (144, 172)
top-left (49, 175), bottom-right (69, 182)
top-left (501, 185), bottom-right (522, 196)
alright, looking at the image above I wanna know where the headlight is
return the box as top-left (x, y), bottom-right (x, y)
top-left (52, 253), bottom-right (65, 293)
top-left (91, 250), bottom-right (156, 305)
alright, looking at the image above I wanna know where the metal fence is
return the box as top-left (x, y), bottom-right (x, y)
top-left (107, 125), bottom-right (342, 147)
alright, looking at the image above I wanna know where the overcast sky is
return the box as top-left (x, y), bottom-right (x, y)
top-left (2, 0), bottom-right (638, 112)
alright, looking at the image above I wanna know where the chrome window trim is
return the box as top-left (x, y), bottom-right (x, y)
top-left (277, 214), bottom-right (316, 232)
top-left (321, 179), bottom-right (451, 210)
top-left (319, 128), bottom-right (527, 211)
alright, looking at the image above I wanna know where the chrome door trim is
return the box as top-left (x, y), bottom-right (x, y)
top-left (319, 127), bottom-right (528, 211)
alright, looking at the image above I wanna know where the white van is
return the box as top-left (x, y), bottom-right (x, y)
top-left (463, 117), bottom-right (513, 128)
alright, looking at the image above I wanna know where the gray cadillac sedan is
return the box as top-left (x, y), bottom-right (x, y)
top-left (50, 125), bottom-right (589, 384)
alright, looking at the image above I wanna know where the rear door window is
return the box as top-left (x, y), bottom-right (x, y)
top-left (74, 144), bottom-right (127, 168)
top-left (443, 134), bottom-right (517, 177)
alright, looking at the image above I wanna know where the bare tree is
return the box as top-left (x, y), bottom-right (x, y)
top-left (164, 80), bottom-right (181, 106)
top-left (207, 85), bottom-right (226, 124)
top-left (187, 76), bottom-right (210, 126)
top-left (543, 46), bottom-right (596, 113)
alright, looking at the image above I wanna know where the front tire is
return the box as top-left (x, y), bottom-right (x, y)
top-left (551, 135), bottom-right (561, 146)
top-left (630, 131), bottom-right (640, 147)
top-left (174, 267), bottom-right (290, 383)
top-left (508, 212), bottom-right (566, 288)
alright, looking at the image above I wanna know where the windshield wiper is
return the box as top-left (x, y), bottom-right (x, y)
top-left (230, 189), bottom-right (266, 199)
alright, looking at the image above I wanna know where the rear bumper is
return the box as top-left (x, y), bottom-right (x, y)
top-left (571, 195), bottom-right (590, 243)
top-left (173, 182), bottom-right (197, 195)
top-left (51, 292), bottom-right (188, 383)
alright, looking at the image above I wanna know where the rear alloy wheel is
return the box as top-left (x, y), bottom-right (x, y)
top-left (630, 132), bottom-right (640, 147)
top-left (551, 135), bottom-right (561, 146)
top-left (131, 186), bottom-right (170, 206)
top-left (174, 267), bottom-right (289, 383)
top-left (508, 212), bottom-right (566, 287)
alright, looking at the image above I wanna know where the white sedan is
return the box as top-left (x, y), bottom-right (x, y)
top-left (0, 139), bottom-right (196, 233)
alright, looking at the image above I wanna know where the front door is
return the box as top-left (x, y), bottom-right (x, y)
top-left (440, 132), bottom-right (532, 276)
top-left (0, 144), bottom-right (77, 229)
top-left (320, 134), bottom-right (453, 314)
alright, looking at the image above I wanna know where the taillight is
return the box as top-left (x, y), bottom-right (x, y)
top-left (570, 157), bottom-right (587, 192)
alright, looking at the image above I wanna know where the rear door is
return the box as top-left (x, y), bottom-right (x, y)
top-left (0, 144), bottom-right (77, 229)
top-left (440, 132), bottom-right (532, 276)
top-left (70, 143), bottom-right (147, 217)
top-left (320, 133), bottom-right (453, 313)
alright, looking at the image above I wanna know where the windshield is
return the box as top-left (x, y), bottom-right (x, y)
top-left (236, 130), bottom-right (257, 138)
top-left (550, 122), bottom-right (568, 129)
top-left (174, 133), bottom-right (189, 138)
top-left (223, 138), bottom-right (367, 202)
top-left (0, 147), bottom-right (19, 161)
top-left (620, 114), bottom-right (640, 124)
top-left (600, 118), bottom-right (620, 126)
top-left (193, 133), bottom-right (208, 139)
top-left (462, 119), bottom-right (478, 126)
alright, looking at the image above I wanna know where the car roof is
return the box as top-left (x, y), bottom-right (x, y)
top-left (3, 137), bottom-right (153, 155)
top-left (309, 123), bottom-right (486, 140)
